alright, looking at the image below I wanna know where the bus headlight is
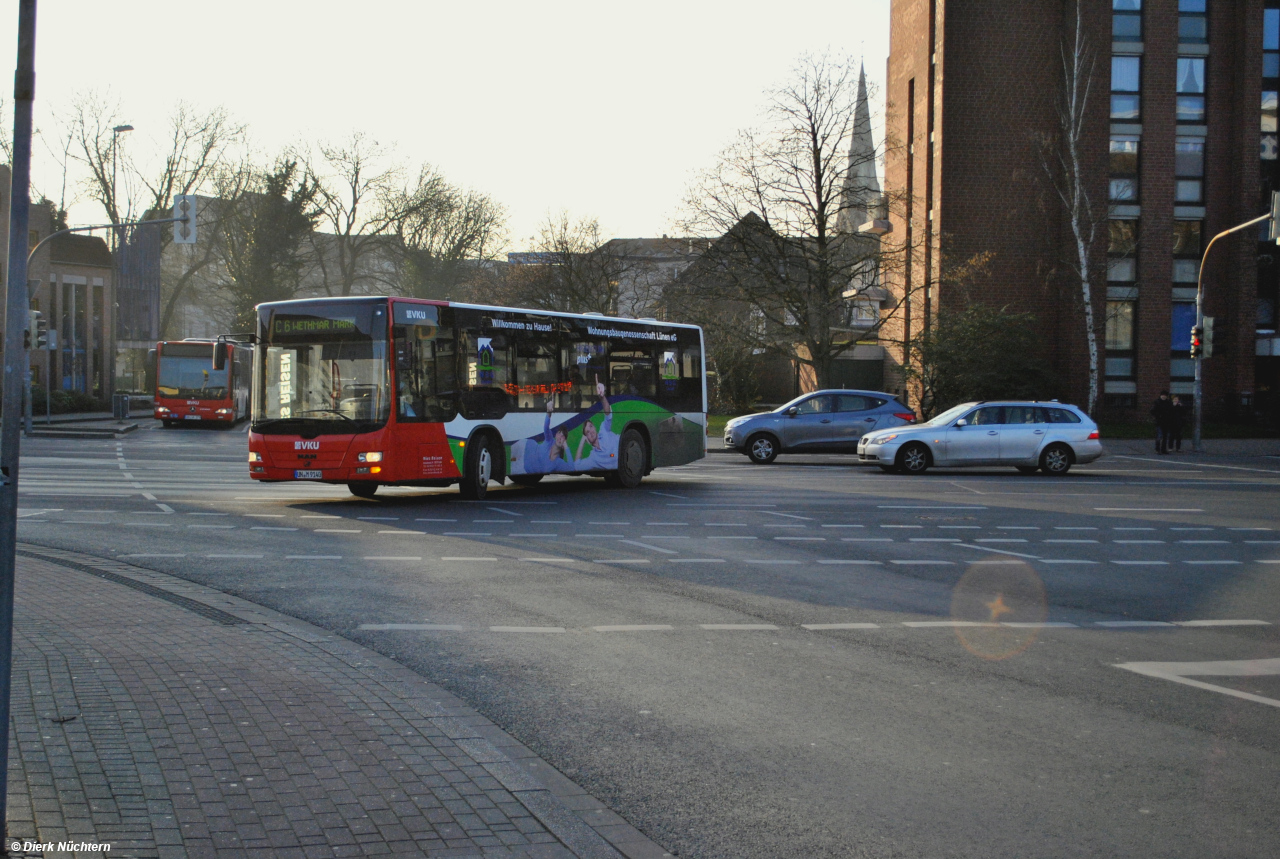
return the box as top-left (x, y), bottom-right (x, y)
top-left (357, 451), bottom-right (383, 463)
top-left (156, 407), bottom-right (170, 414)
top-left (248, 452), bottom-right (262, 463)
top-left (216, 408), bottom-right (233, 417)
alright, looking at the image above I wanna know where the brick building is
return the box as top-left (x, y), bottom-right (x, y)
top-left (883, 0), bottom-right (1278, 426)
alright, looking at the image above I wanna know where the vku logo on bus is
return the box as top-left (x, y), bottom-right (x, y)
top-left (294, 441), bottom-right (321, 450)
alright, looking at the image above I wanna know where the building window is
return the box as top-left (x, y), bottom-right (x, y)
top-left (1110, 136), bottom-right (1140, 201)
top-left (1177, 57), bottom-right (1206, 123)
top-left (1172, 220), bottom-right (1202, 287)
top-left (1114, 0), bottom-right (1142, 42)
top-left (1108, 220), bottom-right (1138, 283)
top-left (1175, 137), bottom-right (1204, 203)
top-left (1171, 302), bottom-right (1197, 379)
top-left (1111, 56), bottom-right (1141, 121)
top-left (1266, 8), bottom-right (1280, 77)
top-left (1178, 0), bottom-right (1208, 44)
top-left (1105, 300), bottom-right (1136, 379)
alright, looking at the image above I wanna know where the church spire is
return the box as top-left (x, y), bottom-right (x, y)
top-left (837, 63), bottom-right (882, 234)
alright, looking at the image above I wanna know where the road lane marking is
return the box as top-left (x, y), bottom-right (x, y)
top-left (762, 511), bottom-right (813, 521)
top-left (817, 560), bottom-right (881, 564)
top-left (1113, 540), bottom-right (1165, 544)
top-left (745, 559), bottom-right (801, 564)
top-left (593, 559), bottom-right (650, 564)
top-left (1113, 658), bottom-right (1280, 709)
top-left (976, 539), bottom-right (1029, 543)
top-left (206, 554), bottom-right (264, 559)
top-left (699, 624), bottom-right (778, 630)
top-left (646, 522), bottom-right (688, 526)
top-left (1183, 560), bottom-right (1240, 565)
top-left (821, 524), bottom-right (864, 528)
top-left (593, 625), bottom-right (673, 632)
top-left (1040, 560), bottom-right (1097, 564)
top-left (445, 531), bottom-right (492, 536)
top-left (416, 518), bottom-right (456, 522)
top-left (1174, 620), bottom-right (1270, 627)
top-left (490, 626), bottom-right (565, 633)
top-left (902, 621), bottom-right (991, 627)
top-left (842, 538), bottom-right (893, 542)
top-left (440, 556), bottom-right (498, 561)
top-left (774, 537), bottom-right (825, 541)
top-left (1044, 539), bottom-right (1098, 543)
top-left (315, 529), bottom-right (362, 533)
top-left (510, 533), bottom-right (558, 538)
top-left (1095, 620), bottom-right (1174, 627)
top-left (802, 623), bottom-right (880, 630)
top-left (251, 526), bottom-right (297, 531)
top-left (120, 553), bottom-right (185, 558)
top-left (671, 559), bottom-right (726, 563)
top-left (519, 557), bottom-right (577, 562)
top-left (486, 507), bottom-right (523, 517)
top-left (889, 560), bottom-right (953, 565)
top-left (1002, 622), bottom-right (1078, 628)
top-left (619, 539), bottom-right (678, 555)
top-left (286, 555), bottom-right (343, 559)
top-left (1112, 560), bottom-right (1168, 565)
top-left (1177, 540), bottom-right (1228, 544)
top-left (957, 544), bottom-right (1041, 559)
top-left (910, 538), bottom-right (961, 542)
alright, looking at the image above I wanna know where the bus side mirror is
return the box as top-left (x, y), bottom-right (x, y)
top-left (212, 343), bottom-right (226, 372)
top-left (147, 348), bottom-right (156, 366)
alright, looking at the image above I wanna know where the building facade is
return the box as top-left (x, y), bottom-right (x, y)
top-left (885, 0), bottom-right (1274, 425)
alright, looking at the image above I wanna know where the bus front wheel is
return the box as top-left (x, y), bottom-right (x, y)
top-left (605, 429), bottom-right (646, 489)
top-left (459, 437), bottom-right (495, 500)
top-left (348, 482), bottom-right (378, 499)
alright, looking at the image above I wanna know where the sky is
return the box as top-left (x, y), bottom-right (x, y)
top-left (0, 0), bottom-right (891, 251)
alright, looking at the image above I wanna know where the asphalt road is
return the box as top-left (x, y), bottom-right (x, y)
top-left (15, 422), bottom-right (1280, 858)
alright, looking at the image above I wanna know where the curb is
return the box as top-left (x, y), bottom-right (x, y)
top-left (15, 542), bottom-right (675, 859)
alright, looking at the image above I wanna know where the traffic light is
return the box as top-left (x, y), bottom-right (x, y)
top-left (26, 310), bottom-right (46, 350)
top-left (173, 194), bottom-right (197, 244)
top-left (1202, 315), bottom-right (1214, 358)
top-left (1190, 325), bottom-right (1204, 358)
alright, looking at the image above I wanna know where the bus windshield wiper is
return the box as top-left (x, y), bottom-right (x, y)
top-left (296, 409), bottom-right (356, 422)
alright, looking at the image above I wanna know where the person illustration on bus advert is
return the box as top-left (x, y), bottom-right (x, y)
top-left (522, 400), bottom-right (576, 474)
top-left (576, 374), bottom-right (620, 470)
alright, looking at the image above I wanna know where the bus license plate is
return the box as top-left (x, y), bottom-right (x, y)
top-left (294, 470), bottom-right (323, 479)
top-left (183, 414), bottom-right (201, 420)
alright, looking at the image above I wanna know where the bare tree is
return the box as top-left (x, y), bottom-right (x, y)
top-left (306, 132), bottom-right (404, 297)
top-left (391, 166), bottom-right (506, 301)
top-left (678, 53), bottom-right (892, 388)
top-left (497, 212), bottom-right (633, 314)
top-left (1040, 0), bottom-right (1102, 414)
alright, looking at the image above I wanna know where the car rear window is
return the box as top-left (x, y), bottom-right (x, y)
top-left (1046, 407), bottom-right (1082, 423)
top-left (837, 395), bottom-right (884, 412)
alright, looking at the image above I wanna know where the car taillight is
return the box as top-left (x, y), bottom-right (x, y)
top-left (1088, 431), bottom-right (1099, 439)
top-left (894, 412), bottom-right (917, 422)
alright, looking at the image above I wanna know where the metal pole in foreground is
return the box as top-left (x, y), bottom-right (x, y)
top-left (0, 0), bottom-right (37, 839)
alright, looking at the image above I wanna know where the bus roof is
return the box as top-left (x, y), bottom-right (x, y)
top-left (255, 295), bottom-right (703, 332)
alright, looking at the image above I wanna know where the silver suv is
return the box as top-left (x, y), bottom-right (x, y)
top-left (723, 390), bottom-right (917, 464)
top-left (857, 401), bottom-right (1104, 475)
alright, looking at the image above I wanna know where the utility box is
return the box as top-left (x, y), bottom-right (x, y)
top-left (112, 393), bottom-right (131, 420)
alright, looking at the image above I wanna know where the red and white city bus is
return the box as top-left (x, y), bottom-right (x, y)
top-left (153, 339), bottom-right (252, 427)
top-left (247, 297), bottom-right (707, 499)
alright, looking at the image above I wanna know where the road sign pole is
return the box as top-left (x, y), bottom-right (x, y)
top-left (0, 0), bottom-right (37, 840)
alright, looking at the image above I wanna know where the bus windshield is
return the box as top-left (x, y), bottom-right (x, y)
top-left (158, 344), bottom-right (227, 400)
top-left (255, 301), bottom-right (390, 434)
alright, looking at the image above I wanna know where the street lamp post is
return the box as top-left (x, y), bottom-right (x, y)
top-left (1192, 210), bottom-right (1273, 452)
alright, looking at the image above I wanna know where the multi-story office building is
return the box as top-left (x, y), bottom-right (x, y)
top-left (884, 0), bottom-right (1277, 425)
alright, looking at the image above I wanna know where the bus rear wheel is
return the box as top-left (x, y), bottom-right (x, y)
top-left (605, 428), bottom-right (646, 489)
top-left (459, 436), bottom-right (495, 500)
top-left (348, 482), bottom-right (378, 499)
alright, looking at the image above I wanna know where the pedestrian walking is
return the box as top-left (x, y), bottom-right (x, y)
top-left (1169, 395), bottom-right (1188, 452)
top-left (1150, 390), bottom-right (1174, 454)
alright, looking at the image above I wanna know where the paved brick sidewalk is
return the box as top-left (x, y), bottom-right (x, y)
top-left (5, 545), bottom-right (672, 859)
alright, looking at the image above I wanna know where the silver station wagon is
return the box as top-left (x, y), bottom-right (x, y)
top-left (723, 390), bottom-right (918, 464)
top-left (857, 401), bottom-right (1104, 475)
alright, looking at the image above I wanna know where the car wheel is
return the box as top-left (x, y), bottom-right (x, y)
top-left (1016, 465), bottom-right (1039, 474)
top-left (746, 433), bottom-right (779, 464)
top-left (897, 442), bottom-right (931, 475)
top-left (1039, 443), bottom-right (1073, 476)
top-left (459, 435), bottom-right (495, 500)
top-left (510, 474), bottom-right (543, 487)
top-left (605, 428), bottom-right (647, 488)
top-left (347, 482), bottom-right (378, 499)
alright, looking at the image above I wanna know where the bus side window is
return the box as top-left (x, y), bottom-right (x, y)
top-left (562, 340), bottom-right (606, 409)
top-left (513, 337), bottom-right (559, 411)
